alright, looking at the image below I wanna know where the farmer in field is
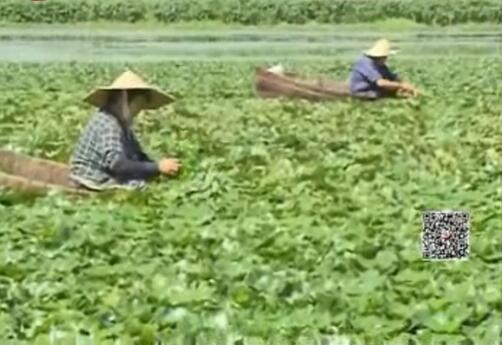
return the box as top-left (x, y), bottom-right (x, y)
top-left (69, 70), bottom-right (181, 191)
top-left (349, 38), bottom-right (420, 100)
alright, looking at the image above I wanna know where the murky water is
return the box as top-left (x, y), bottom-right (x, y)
top-left (0, 29), bottom-right (499, 62)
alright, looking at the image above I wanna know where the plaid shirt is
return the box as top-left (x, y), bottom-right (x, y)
top-left (70, 110), bottom-right (152, 190)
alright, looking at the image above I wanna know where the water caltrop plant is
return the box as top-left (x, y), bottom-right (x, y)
top-left (0, 56), bottom-right (501, 345)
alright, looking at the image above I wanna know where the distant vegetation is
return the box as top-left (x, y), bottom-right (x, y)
top-left (0, 0), bottom-right (500, 25)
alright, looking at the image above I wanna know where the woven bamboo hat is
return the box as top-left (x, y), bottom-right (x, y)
top-left (84, 70), bottom-right (175, 109)
top-left (364, 39), bottom-right (397, 58)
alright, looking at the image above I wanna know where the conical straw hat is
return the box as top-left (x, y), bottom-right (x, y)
top-left (364, 39), bottom-right (397, 58)
top-left (84, 70), bottom-right (175, 110)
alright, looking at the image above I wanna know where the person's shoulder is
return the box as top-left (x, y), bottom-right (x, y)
top-left (87, 110), bottom-right (120, 132)
top-left (353, 54), bottom-right (370, 67)
top-left (94, 110), bottom-right (119, 124)
top-left (358, 54), bottom-right (372, 63)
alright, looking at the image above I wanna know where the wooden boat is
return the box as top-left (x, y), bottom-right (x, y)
top-left (0, 149), bottom-right (92, 195)
top-left (255, 67), bottom-right (352, 101)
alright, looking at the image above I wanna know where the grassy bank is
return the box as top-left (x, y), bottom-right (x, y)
top-left (1, 0), bottom-right (500, 25)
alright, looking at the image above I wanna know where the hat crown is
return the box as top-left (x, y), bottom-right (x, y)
top-left (374, 39), bottom-right (390, 50)
top-left (365, 38), bottom-right (393, 57)
top-left (110, 70), bottom-right (150, 89)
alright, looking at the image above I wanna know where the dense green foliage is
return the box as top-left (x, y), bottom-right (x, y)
top-left (0, 56), bottom-right (501, 344)
top-left (0, 0), bottom-right (500, 25)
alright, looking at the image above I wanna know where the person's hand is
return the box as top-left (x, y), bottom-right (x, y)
top-left (410, 87), bottom-right (421, 97)
top-left (399, 82), bottom-right (413, 92)
top-left (158, 158), bottom-right (181, 176)
top-left (400, 82), bottom-right (420, 96)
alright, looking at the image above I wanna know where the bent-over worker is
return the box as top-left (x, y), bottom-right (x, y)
top-left (349, 38), bottom-right (420, 100)
top-left (69, 70), bottom-right (181, 191)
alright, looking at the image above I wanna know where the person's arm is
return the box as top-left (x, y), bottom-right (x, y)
top-left (359, 59), bottom-right (413, 93)
top-left (134, 144), bottom-right (154, 163)
top-left (110, 154), bottom-right (181, 181)
top-left (381, 65), bottom-right (420, 95)
top-left (377, 79), bottom-right (420, 97)
top-left (100, 121), bottom-right (160, 181)
top-left (362, 62), bottom-right (401, 91)
top-left (128, 130), bottom-right (154, 162)
top-left (360, 59), bottom-right (400, 91)
top-left (111, 155), bottom-right (160, 181)
top-left (137, 151), bottom-right (152, 162)
top-left (376, 78), bottom-right (404, 91)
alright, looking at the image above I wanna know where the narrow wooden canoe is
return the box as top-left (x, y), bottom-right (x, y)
top-left (0, 149), bottom-right (92, 195)
top-left (255, 67), bottom-right (351, 101)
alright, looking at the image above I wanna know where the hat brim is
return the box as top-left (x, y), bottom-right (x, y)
top-left (364, 49), bottom-right (398, 58)
top-left (84, 87), bottom-right (175, 110)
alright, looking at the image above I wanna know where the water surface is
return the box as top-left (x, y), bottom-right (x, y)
top-left (0, 28), bottom-right (499, 62)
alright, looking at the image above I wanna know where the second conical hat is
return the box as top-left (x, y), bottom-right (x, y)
top-left (364, 39), bottom-right (397, 58)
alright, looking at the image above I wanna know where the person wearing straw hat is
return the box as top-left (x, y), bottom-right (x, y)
top-left (349, 38), bottom-right (420, 100)
top-left (69, 70), bottom-right (181, 191)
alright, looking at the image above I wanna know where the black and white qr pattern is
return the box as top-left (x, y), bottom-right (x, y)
top-left (421, 210), bottom-right (470, 260)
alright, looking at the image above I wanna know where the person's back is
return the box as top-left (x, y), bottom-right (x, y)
top-left (70, 110), bottom-right (130, 189)
top-left (350, 54), bottom-right (398, 99)
top-left (350, 55), bottom-right (376, 96)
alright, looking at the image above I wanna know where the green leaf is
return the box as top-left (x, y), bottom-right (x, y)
top-left (138, 324), bottom-right (157, 345)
